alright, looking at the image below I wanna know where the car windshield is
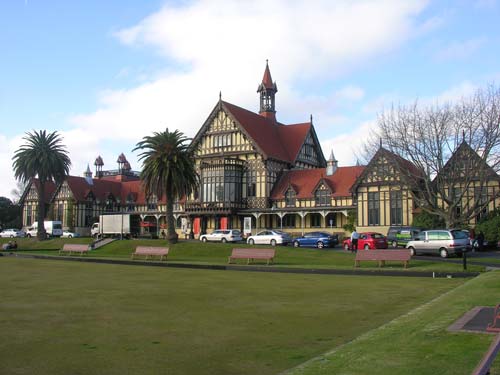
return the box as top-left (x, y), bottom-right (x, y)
top-left (232, 230), bottom-right (241, 235)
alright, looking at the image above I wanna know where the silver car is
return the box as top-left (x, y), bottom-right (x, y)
top-left (246, 230), bottom-right (291, 246)
top-left (200, 229), bottom-right (243, 243)
top-left (405, 229), bottom-right (469, 258)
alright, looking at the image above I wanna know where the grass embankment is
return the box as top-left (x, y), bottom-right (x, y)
top-left (0, 257), bottom-right (470, 375)
top-left (4, 237), bottom-right (485, 273)
top-left (285, 270), bottom-right (500, 375)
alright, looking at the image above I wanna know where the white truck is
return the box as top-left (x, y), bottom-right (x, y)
top-left (26, 221), bottom-right (63, 238)
top-left (91, 214), bottom-right (132, 238)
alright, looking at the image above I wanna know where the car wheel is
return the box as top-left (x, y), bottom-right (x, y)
top-left (221, 238), bottom-right (227, 243)
top-left (317, 241), bottom-right (324, 249)
top-left (408, 246), bottom-right (417, 256)
top-left (344, 243), bottom-right (350, 251)
top-left (10, 235), bottom-right (14, 238)
top-left (364, 244), bottom-right (370, 250)
top-left (439, 248), bottom-right (448, 258)
top-left (392, 240), bottom-right (398, 248)
top-left (270, 239), bottom-right (277, 246)
top-left (68, 234), bottom-right (73, 238)
top-left (293, 240), bottom-right (300, 248)
top-left (27, 234), bottom-right (31, 238)
top-left (202, 237), bottom-right (207, 242)
top-left (248, 238), bottom-right (255, 245)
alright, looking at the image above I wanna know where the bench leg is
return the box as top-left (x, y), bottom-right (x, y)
top-left (355, 260), bottom-right (360, 267)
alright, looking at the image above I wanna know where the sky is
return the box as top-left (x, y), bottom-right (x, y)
top-left (1, 0), bottom-right (500, 199)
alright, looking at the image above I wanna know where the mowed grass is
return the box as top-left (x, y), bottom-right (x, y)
top-left (285, 270), bottom-right (500, 375)
top-left (6, 237), bottom-right (485, 273)
top-left (0, 257), bottom-right (465, 375)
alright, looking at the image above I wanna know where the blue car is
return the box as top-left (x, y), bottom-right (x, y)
top-left (292, 232), bottom-right (339, 249)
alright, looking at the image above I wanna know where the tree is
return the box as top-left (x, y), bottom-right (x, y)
top-left (12, 130), bottom-right (71, 240)
top-left (364, 84), bottom-right (500, 228)
top-left (0, 197), bottom-right (22, 230)
top-left (134, 128), bottom-right (198, 244)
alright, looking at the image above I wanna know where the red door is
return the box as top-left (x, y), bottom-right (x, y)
top-left (193, 217), bottom-right (200, 235)
top-left (220, 217), bottom-right (228, 230)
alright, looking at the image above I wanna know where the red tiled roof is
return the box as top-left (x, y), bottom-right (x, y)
top-left (222, 101), bottom-right (311, 163)
top-left (261, 62), bottom-right (274, 90)
top-left (270, 166), bottom-right (365, 199)
top-left (63, 176), bottom-right (169, 205)
top-left (65, 176), bottom-right (122, 202)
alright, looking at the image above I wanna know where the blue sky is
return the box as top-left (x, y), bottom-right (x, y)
top-left (1, 0), bottom-right (500, 199)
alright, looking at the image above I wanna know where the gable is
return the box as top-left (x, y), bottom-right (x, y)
top-left (194, 107), bottom-right (258, 158)
top-left (295, 130), bottom-right (325, 167)
top-left (53, 181), bottom-right (74, 200)
top-left (437, 141), bottom-right (500, 182)
top-left (354, 148), bottom-right (417, 187)
top-left (25, 184), bottom-right (39, 201)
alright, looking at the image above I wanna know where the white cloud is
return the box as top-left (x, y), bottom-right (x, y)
top-left (0, 134), bottom-right (27, 199)
top-left (321, 120), bottom-right (377, 166)
top-left (2, 0), bottom-right (434, 199)
top-left (67, 0), bottom-right (430, 178)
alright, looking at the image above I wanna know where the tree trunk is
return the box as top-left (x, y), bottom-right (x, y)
top-left (165, 187), bottom-right (178, 244)
top-left (37, 182), bottom-right (47, 241)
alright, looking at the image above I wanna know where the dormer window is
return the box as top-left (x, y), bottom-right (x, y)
top-left (285, 188), bottom-right (296, 207)
top-left (315, 188), bottom-right (330, 206)
top-left (147, 195), bottom-right (158, 210)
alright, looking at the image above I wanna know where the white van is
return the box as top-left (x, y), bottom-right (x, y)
top-left (26, 221), bottom-right (63, 238)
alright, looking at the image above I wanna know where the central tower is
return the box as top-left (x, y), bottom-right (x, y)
top-left (257, 60), bottom-right (278, 122)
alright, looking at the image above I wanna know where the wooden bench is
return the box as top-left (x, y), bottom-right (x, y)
top-left (228, 248), bottom-right (275, 265)
top-left (131, 246), bottom-right (169, 261)
top-left (59, 244), bottom-right (90, 256)
top-left (354, 249), bottom-right (411, 268)
top-left (472, 334), bottom-right (500, 375)
top-left (487, 304), bottom-right (500, 333)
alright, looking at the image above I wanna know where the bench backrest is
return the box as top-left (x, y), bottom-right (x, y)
top-left (231, 248), bottom-right (275, 258)
top-left (355, 249), bottom-right (411, 261)
top-left (135, 246), bottom-right (169, 255)
top-left (62, 244), bottom-right (89, 251)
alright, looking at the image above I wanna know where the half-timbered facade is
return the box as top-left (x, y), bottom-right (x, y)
top-left (21, 63), bottom-right (499, 238)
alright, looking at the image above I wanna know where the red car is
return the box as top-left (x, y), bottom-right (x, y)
top-left (343, 232), bottom-right (388, 251)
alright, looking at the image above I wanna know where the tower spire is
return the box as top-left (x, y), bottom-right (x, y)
top-left (257, 60), bottom-right (278, 122)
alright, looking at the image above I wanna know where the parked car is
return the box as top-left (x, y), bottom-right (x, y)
top-left (342, 232), bottom-right (388, 251)
top-left (200, 229), bottom-right (243, 243)
top-left (292, 232), bottom-right (339, 249)
top-left (61, 231), bottom-right (80, 238)
top-left (405, 229), bottom-right (469, 258)
top-left (247, 230), bottom-right (291, 246)
top-left (0, 229), bottom-right (25, 238)
top-left (386, 226), bottom-right (423, 248)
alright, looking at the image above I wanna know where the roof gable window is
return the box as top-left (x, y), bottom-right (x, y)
top-left (315, 187), bottom-right (330, 206)
top-left (285, 188), bottom-right (296, 207)
top-left (147, 194), bottom-right (158, 211)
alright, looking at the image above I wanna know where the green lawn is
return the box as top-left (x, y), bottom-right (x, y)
top-left (4, 237), bottom-right (485, 273)
top-left (0, 257), bottom-right (469, 375)
top-left (285, 270), bottom-right (500, 375)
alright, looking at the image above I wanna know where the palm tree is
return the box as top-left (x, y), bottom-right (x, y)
top-left (134, 128), bottom-right (198, 244)
top-left (12, 130), bottom-right (71, 240)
